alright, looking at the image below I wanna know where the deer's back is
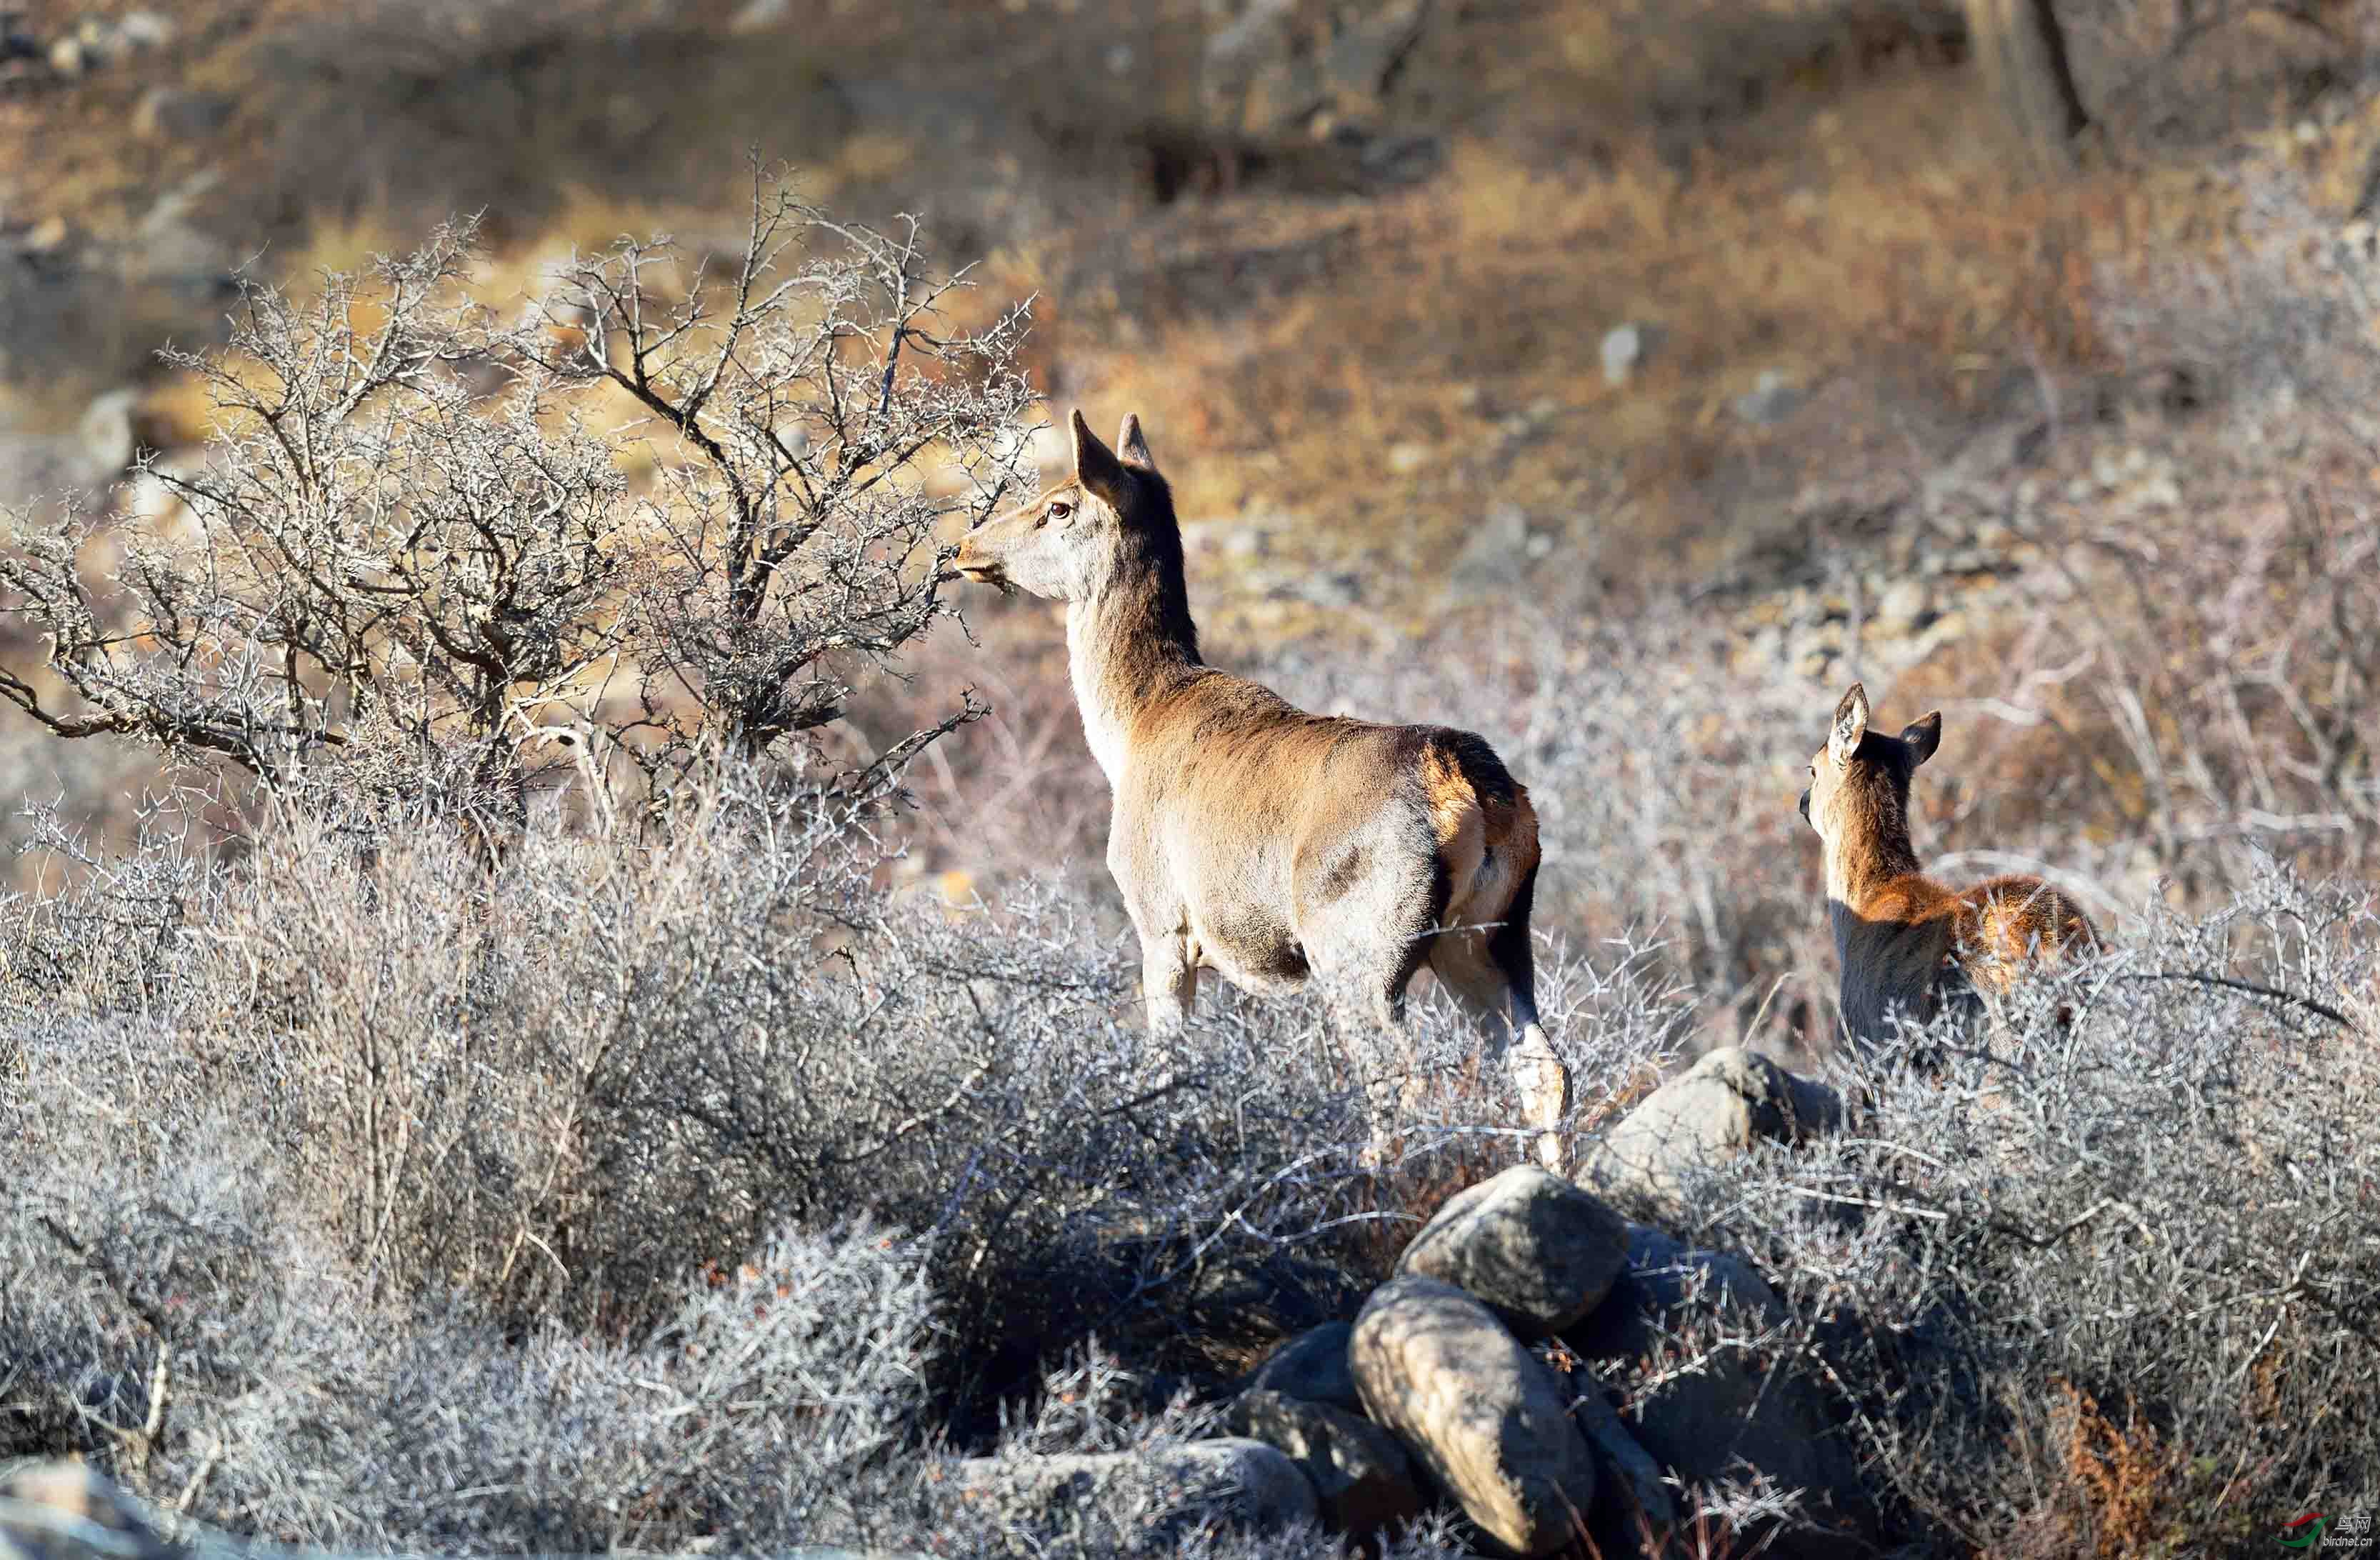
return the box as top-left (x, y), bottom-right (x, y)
top-left (1950, 874), bottom-right (2099, 993)
top-left (1109, 669), bottom-right (1529, 940)
top-left (1838, 871), bottom-right (2096, 1041)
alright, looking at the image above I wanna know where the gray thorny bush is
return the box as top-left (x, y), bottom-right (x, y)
top-left (1, 186), bottom-right (2377, 1557)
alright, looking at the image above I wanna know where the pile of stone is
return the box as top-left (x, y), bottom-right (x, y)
top-left (970, 1045), bottom-right (1869, 1557)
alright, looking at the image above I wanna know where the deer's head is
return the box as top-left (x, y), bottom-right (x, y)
top-left (1799, 681), bottom-right (1941, 845)
top-left (954, 409), bottom-right (1167, 602)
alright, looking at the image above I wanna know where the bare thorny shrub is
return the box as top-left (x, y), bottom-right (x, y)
top-left (0, 171), bottom-right (1036, 844)
top-left (1960, 165), bottom-right (2380, 904)
top-left (0, 753), bottom-right (1691, 1554)
top-left (1624, 864), bottom-right (2380, 1552)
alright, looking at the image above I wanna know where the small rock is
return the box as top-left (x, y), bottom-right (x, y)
top-left (1872, 577), bottom-right (1929, 634)
top-left (46, 34), bottom-right (83, 76)
top-left (1357, 129), bottom-right (1443, 183)
top-left (1205, 0), bottom-right (1298, 72)
top-left (1526, 395), bottom-right (1559, 425)
top-left (115, 10), bottom-right (174, 50)
top-left (1323, 0), bottom-right (1426, 106)
top-left (132, 86), bottom-right (233, 141)
top-left (1576, 1046), bottom-right (1841, 1217)
top-left (0, 387), bottom-right (141, 511)
top-left (1244, 1320), bottom-right (1364, 1414)
top-left (1202, 0), bottom-right (1302, 127)
top-left (1733, 370), bottom-right (1802, 426)
top-left (1229, 1390), bottom-right (1424, 1536)
top-left (25, 214), bottom-right (69, 251)
top-left (1386, 441), bottom-right (1429, 475)
top-left (1395, 1164), bottom-right (1629, 1337)
top-left (958, 1439), bottom-right (1320, 1533)
top-left (1296, 570), bottom-right (1362, 608)
top-left (1351, 1275), bottom-right (1599, 1556)
top-left (1600, 323), bottom-right (1654, 388)
top-left (0, 1461), bottom-right (181, 1560)
top-left (1451, 500), bottom-right (1533, 594)
top-left (729, 0), bottom-right (791, 30)
top-left (1105, 42), bottom-right (1135, 74)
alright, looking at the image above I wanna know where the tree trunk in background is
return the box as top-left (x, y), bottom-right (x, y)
top-left (1966, 0), bottom-right (2090, 170)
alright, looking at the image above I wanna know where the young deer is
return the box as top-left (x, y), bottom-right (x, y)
top-left (1799, 682), bottom-right (2100, 1047)
top-left (953, 410), bottom-right (1571, 1168)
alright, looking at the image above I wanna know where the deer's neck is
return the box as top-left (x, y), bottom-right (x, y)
top-left (1824, 814), bottom-right (1924, 920)
top-left (1822, 773), bottom-right (1924, 915)
top-left (1824, 801), bottom-right (1941, 1040)
top-left (1066, 546), bottom-right (1204, 786)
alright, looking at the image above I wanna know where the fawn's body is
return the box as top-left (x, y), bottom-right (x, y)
top-left (1800, 684), bottom-right (2099, 1045)
top-left (956, 411), bottom-right (1569, 1166)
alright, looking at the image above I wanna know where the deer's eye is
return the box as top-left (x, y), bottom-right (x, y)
top-left (1046, 500), bottom-right (1074, 523)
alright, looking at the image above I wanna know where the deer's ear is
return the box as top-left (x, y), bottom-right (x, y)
top-left (1071, 408), bottom-right (1131, 506)
top-left (1829, 682), bottom-right (1870, 769)
top-left (1901, 711), bottom-right (1941, 766)
top-left (1116, 413), bottom-right (1156, 471)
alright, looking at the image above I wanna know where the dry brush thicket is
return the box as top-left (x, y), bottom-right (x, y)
top-left (1, 186), bottom-right (2377, 1556)
top-left (0, 174), bottom-right (1036, 844)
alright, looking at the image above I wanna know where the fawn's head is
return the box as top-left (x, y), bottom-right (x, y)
top-left (1799, 682), bottom-right (1941, 850)
top-left (954, 409), bottom-right (1172, 602)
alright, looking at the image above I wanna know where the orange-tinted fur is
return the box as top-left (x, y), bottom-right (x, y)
top-left (1799, 683), bottom-right (2099, 1046)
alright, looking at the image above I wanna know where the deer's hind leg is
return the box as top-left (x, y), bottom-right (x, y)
top-left (1428, 866), bottom-right (1570, 1171)
top-left (1296, 850), bottom-right (1443, 1164)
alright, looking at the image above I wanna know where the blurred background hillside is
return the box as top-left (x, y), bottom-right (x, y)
top-left (2, 0), bottom-right (2376, 1051)
top-left (5, 11), bottom-right (2379, 1553)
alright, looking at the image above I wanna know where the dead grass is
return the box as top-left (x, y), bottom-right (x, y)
top-left (1996, 1378), bottom-right (2274, 1560)
top-left (1081, 75), bottom-right (2240, 611)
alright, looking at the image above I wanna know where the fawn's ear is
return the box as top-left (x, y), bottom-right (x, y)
top-left (1901, 711), bottom-right (1942, 766)
top-left (1116, 413), bottom-right (1157, 471)
top-left (1071, 408), bottom-right (1131, 507)
top-left (1829, 682), bottom-right (1870, 769)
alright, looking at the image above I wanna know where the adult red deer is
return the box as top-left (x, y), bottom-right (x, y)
top-left (953, 411), bottom-right (1571, 1168)
top-left (1799, 682), bottom-right (2100, 1046)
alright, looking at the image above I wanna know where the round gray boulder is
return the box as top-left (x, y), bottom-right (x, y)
top-left (1396, 1164), bottom-right (1629, 1337)
top-left (1244, 1319), bottom-right (1364, 1414)
top-left (1576, 1046), bottom-right (1841, 1217)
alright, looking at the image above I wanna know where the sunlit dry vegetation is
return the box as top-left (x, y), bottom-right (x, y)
top-left (3, 0), bottom-right (2379, 1554)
